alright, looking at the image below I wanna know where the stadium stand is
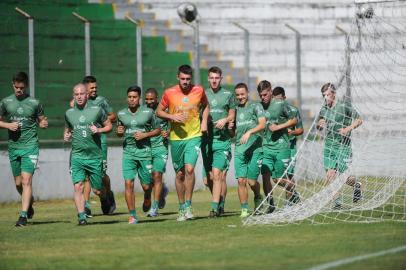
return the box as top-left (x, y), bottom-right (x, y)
top-left (0, 0), bottom-right (197, 142)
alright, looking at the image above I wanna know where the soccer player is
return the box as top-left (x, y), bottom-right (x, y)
top-left (272, 86), bottom-right (304, 202)
top-left (233, 83), bottom-right (266, 218)
top-left (156, 64), bottom-right (209, 221)
top-left (201, 66), bottom-right (235, 217)
top-left (64, 83), bottom-right (112, 225)
top-left (116, 86), bottom-right (160, 224)
top-left (257, 81), bottom-right (299, 211)
top-left (144, 87), bottom-right (169, 217)
top-left (316, 83), bottom-right (363, 209)
top-left (82, 76), bottom-right (116, 216)
top-left (0, 71), bottom-right (48, 226)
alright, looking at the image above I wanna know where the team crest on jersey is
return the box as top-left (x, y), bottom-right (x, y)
top-left (79, 115), bottom-right (86, 123)
top-left (239, 113), bottom-right (245, 120)
top-left (182, 96), bottom-right (189, 103)
top-left (17, 107), bottom-right (24, 115)
top-left (131, 119), bottom-right (137, 126)
top-left (265, 111), bottom-right (270, 118)
top-left (211, 99), bottom-right (217, 107)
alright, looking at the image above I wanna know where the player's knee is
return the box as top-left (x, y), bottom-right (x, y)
top-left (74, 182), bottom-right (84, 192)
top-left (21, 176), bottom-right (32, 186)
top-left (176, 170), bottom-right (185, 180)
top-left (141, 184), bottom-right (151, 192)
top-left (238, 178), bottom-right (247, 186)
top-left (92, 189), bottom-right (101, 196)
top-left (185, 165), bottom-right (194, 175)
top-left (125, 181), bottom-right (134, 190)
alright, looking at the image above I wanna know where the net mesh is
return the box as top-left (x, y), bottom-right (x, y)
top-left (245, 0), bottom-right (406, 225)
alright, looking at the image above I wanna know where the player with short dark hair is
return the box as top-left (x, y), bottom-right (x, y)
top-left (0, 71), bottom-right (48, 226)
top-left (80, 75), bottom-right (116, 217)
top-left (272, 86), bottom-right (304, 203)
top-left (233, 83), bottom-right (266, 218)
top-left (116, 85), bottom-right (161, 224)
top-left (257, 81), bottom-right (299, 211)
top-left (144, 87), bottom-right (169, 217)
top-left (156, 64), bottom-right (209, 221)
top-left (202, 66), bottom-right (235, 217)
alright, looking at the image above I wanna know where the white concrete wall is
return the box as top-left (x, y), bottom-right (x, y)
top-left (0, 146), bottom-right (236, 203)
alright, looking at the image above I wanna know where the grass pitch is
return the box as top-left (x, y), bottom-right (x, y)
top-left (0, 188), bottom-right (405, 270)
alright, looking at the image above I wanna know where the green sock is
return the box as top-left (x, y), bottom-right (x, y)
top-left (78, 212), bottom-right (86, 221)
top-left (152, 200), bottom-right (158, 209)
top-left (211, 202), bottom-right (219, 211)
top-left (241, 203), bottom-right (249, 210)
top-left (219, 200), bottom-right (225, 209)
top-left (185, 200), bottom-right (192, 208)
top-left (20, 211), bottom-right (28, 218)
top-left (179, 203), bottom-right (185, 210)
top-left (85, 200), bottom-right (91, 209)
top-left (129, 210), bottom-right (137, 218)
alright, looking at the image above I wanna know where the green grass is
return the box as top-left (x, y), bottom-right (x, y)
top-left (0, 188), bottom-right (405, 270)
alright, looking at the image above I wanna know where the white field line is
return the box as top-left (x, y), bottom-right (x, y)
top-left (306, 245), bottom-right (406, 270)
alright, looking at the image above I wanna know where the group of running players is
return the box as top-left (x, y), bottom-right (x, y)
top-left (0, 64), bottom-right (363, 226)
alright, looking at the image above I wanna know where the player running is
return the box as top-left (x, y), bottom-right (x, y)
top-left (81, 76), bottom-right (116, 216)
top-left (232, 83), bottom-right (266, 218)
top-left (0, 71), bottom-right (48, 226)
top-left (144, 87), bottom-right (169, 217)
top-left (257, 81), bottom-right (299, 211)
top-left (201, 66), bottom-right (235, 217)
top-left (64, 83), bottom-right (112, 225)
top-left (156, 64), bottom-right (209, 221)
top-left (317, 83), bottom-right (363, 209)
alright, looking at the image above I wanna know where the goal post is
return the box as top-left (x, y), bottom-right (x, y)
top-left (245, 0), bottom-right (406, 225)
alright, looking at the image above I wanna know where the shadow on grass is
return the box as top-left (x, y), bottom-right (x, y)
top-left (220, 211), bottom-right (240, 217)
top-left (92, 212), bottom-right (127, 217)
top-left (87, 220), bottom-right (121, 225)
top-left (139, 218), bottom-right (169, 224)
top-left (157, 211), bottom-right (178, 216)
top-left (30, 220), bottom-right (71, 225)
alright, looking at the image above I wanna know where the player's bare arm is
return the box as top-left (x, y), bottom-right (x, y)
top-left (201, 103), bottom-right (209, 133)
top-left (38, 115), bottom-right (48, 129)
top-left (134, 127), bottom-right (161, 141)
top-left (63, 127), bottom-right (72, 142)
top-left (156, 103), bottom-right (186, 123)
top-left (240, 116), bottom-right (266, 144)
top-left (338, 118), bottom-right (363, 136)
top-left (269, 117), bottom-right (298, 132)
top-left (0, 116), bottom-right (19, 131)
top-left (90, 119), bottom-right (112, 134)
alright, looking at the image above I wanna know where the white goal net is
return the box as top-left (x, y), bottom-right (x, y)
top-left (245, 0), bottom-right (406, 225)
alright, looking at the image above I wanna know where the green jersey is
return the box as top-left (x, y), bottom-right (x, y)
top-left (65, 104), bottom-right (107, 159)
top-left (319, 99), bottom-right (360, 146)
top-left (287, 104), bottom-right (303, 148)
top-left (88, 95), bottom-right (113, 115)
top-left (150, 108), bottom-right (168, 149)
top-left (262, 99), bottom-right (295, 151)
top-left (88, 95), bottom-right (113, 144)
top-left (235, 101), bottom-right (265, 153)
top-left (205, 87), bottom-right (235, 140)
top-left (0, 94), bottom-right (44, 149)
top-left (117, 105), bottom-right (156, 160)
